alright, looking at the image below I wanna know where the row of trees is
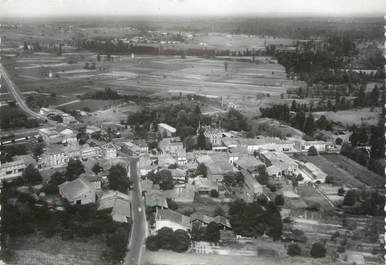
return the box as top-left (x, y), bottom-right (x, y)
top-left (146, 227), bottom-right (190, 252)
top-left (342, 189), bottom-right (384, 216)
top-left (260, 104), bottom-right (320, 136)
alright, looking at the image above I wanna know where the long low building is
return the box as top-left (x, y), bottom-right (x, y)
top-left (0, 155), bottom-right (36, 181)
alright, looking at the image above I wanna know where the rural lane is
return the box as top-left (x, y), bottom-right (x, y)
top-left (125, 157), bottom-right (147, 265)
top-left (0, 62), bottom-right (47, 121)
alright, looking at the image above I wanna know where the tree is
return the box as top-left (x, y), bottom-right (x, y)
top-left (274, 195), bottom-right (284, 206)
top-left (32, 143), bottom-right (44, 158)
top-left (107, 164), bottom-right (130, 193)
top-left (157, 227), bottom-right (175, 250)
top-left (337, 187), bottom-right (345, 196)
top-left (49, 171), bottom-right (66, 186)
top-left (214, 206), bottom-right (225, 217)
top-left (158, 170), bottom-right (174, 190)
top-left (92, 163), bottom-right (103, 174)
top-left (23, 164), bottom-right (42, 185)
top-left (167, 198), bottom-right (178, 210)
top-left (310, 242), bottom-right (326, 258)
top-left (173, 230), bottom-right (190, 252)
top-left (335, 137), bottom-right (343, 145)
top-left (106, 227), bottom-right (129, 263)
top-left (308, 146), bottom-right (318, 156)
top-left (197, 130), bottom-right (207, 150)
top-left (196, 163), bottom-right (207, 178)
top-left (206, 222), bottom-right (220, 242)
top-left (146, 235), bottom-right (160, 251)
top-left (287, 243), bottom-right (301, 256)
top-left (343, 190), bottom-right (357, 206)
top-left (65, 159), bottom-right (85, 181)
top-left (210, 189), bottom-right (219, 198)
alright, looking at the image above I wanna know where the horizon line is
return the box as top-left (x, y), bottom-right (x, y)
top-left (0, 12), bottom-right (384, 20)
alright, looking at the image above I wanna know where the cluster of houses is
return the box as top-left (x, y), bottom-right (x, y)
top-left (0, 120), bottom-right (336, 236)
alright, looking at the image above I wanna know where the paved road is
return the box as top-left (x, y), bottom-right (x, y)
top-left (125, 157), bottom-right (147, 265)
top-left (0, 62), bottom-right (47, 121)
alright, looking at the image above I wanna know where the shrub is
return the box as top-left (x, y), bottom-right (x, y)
top-left (287, 243), bottom-right (301, 256)
top-left (274, 195), bottom-right (285, 206)
top-left (146, 235), bottom-right (161, 251)
top-left (210, 189), bottom-right (219, 198)
top-left (310, 242), bottom-right (326, 258)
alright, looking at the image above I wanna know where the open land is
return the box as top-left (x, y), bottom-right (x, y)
top-left (313, 108), bottom-right (381, 126)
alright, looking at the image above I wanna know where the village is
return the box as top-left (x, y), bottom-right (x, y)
top-left (0, 98), bottom-right (384, 265)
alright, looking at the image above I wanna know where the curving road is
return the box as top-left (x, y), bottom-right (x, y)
top-left (0, 62), bottom-right (47, 121)
top-left (125, 157), bottom-right (147, 265)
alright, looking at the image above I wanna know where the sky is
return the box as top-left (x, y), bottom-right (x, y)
top-left (0, 0), bottom-right (384, 17)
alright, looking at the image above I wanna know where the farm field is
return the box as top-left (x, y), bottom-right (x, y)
top-left (143, 250), bottom-right (338, 265)
top-left (3, 52), bottom-right (304, 100)
top-left (313, 108), bottom-right (381, 126)
top-left (322, 154), bottom-right (384, 188)
top-left (9, 234), bottom-right (109, 265)
top-left (296, 185), bottom-right (335, 212)
top-left (292, 154), bottom-right (367, 188)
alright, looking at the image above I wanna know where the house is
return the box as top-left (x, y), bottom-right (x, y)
top-left (58, 177), bottom-right (96, 205)
top-left (258, 150), bottom-right (298, 177)
top-left (0, 158), bottom-right (30, 181)
top-left (154, 208), bottom-right (191, 231)
top-left (97, 191), bottom-right (132, 223)
top-left (192, 176), bottom-right (218, 194)
top-left (176, 150), bottom-right (187, 165)
top-left (200, 126), bottom-right (225, 146)
top-left (170, 168), bottom-right (186, 182)
top-left (163, 184), bottom-right (195, 203)
top-left (39, 145), bottom-right (81, 168)
top-left (196, 152), bottom-right (233, 183)
top-left (190, 212), bottom-right (214, 226)
top-left (213, 216), bottom-right (232, 230)
top-left (102, 143), bottom-right (117, 159)
top-left (133, 139), bottom-right (149, 154)
top-left (145, 191), bottom-right (168, 209)
top-left (158, 153), bottom-right (177, 168)
top-left (221, 137), bottom-right (239, 149)
top-left (298, 162), bottom-right (327, 183)
top-left (227, 146), bottom-right (248, 163)
top-left (139, 155), bottom-right (155, 176)
top-left (159, 137), bottom-right (184, 155)
top-left (80, 144), bottom-right (103, 159)
top-left (242, 169), bottom-right (263, 198)
top-left (239, 136), bottom-right (296, 154)
top-left (38, 127), bottom-right (77, 145)
top-left (158, 123), bottom-right (176, 137)
top-left (233, 155), bottom-right (264, 173)
top-left (293, 139), bottom-right (332, 153)
top-left (141, 178), bottom-right (155, 192)
top-left (81, 173), bottom-right (103, 191)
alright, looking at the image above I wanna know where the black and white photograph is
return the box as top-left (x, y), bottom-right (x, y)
top-left (0, 1), bottom-right (385, 265)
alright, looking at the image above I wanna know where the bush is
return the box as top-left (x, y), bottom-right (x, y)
top-left (210, 189), bottom-right (219, 198)
top-left (310, 242), bottom-right (326, 258)
top-left (287, 243), bottom-right (301, 256)
top-left (308, 146), bottom-right (318, 156)
top-left (337, 187), bottom-right (345, 196)
top-left (146, 235), bottom-right (161, 251)
top-left (167, 198), bottom-right (178, 210)
top-left (274, 195), bottom-right (284, 206)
